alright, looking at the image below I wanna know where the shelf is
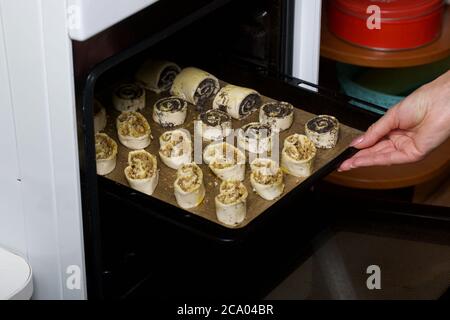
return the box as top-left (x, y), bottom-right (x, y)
top-left (320, 5), bottom-right (450, 68)
top-left (326, 139), bottom-right (450, 190)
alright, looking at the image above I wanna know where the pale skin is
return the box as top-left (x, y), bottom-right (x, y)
top-left (339, 70), bottom-right (450, 172)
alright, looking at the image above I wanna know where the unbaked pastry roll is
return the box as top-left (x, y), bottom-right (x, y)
top-left (250, 158), bottom-right (284, 201)
top-left (208, 144), bottom-right (246, 182)
top-left (212, 84), bottom-right (261, 120)
top-left (94, 100), bottom-right (107, 133)
top-left (170, 67), bottom-right (220, 106)
top-left (215, 181), bottom-right (248, 227)
top-left (135, 60), bottom-right (181, 93)
top-left (195, 109), bottom-right (232, 141)
top-left (259, 101), bottom-right (294, 132)
top-left (159, 129), bottom-right (192, 170)
top-left (124, 150), bottom-right (159, 195)
top-left (152, 96), bottom-right (188, 128)
top-left (281, 134), bottom-right (317, 177)
top-left (116, 111), bottom-right (152, 150)
top-left (305, 115), bottom-right (340, 149)
top-left (237, 122), bottom-right (274, 155)
top-left (112, 83), bottom-right (146, 112)
top-left (174, 163), bottom-right (205, 209)
top-left (95, 133), bottom-right (118, 176)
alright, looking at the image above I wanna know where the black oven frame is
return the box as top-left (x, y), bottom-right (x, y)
top-left (76, 0), bottom-right (450, 299)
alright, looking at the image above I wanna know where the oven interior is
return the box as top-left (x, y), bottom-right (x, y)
top-left (73, 0), bottom-right (389, 299)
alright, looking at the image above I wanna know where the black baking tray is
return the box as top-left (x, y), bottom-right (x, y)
top-left (86, 67), bottom-right (384, 243)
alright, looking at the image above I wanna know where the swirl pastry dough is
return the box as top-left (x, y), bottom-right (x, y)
top-left (174, 163), bottom-right (205, 209)
top-left (212, 84), bottom-right (261, 120)
top-left (125, 150), bottom-right (159, 195)
top-left (237, 122), bottom-right (274, 155)
top-left (206, 142), bottom-right (246, 182)
top-left (281, 134), bottom-right (317, 177)
top-left (215, 181), bottom-right (248, 227)
top-left (170, 67), bottom-right (220, 106)
top-left (159, 129), bottom-right (192, 170)
top-left (153, 97), bottom-right (188, 128)
top-left (305, 115), bottom-right (340, 149)
top-left (250, 158), bottom-right (284, 201)
top-left (116, 111), bottom-right (152, 150)
top-left (112, 83), bottom-right (146, 112)
top-left (135, 60), bottom-right (181, 93)
top-left (259, 101), bottom-right (294, 132)
top-left (195, 109), bottom-right (232, 141)
top-left (94, 100), bottom-right (107, 133)
top-left (95, 133), bottom-right (118, 176)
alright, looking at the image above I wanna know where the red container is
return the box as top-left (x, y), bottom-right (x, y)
top-left (327, 0), bottom-right (445, 51)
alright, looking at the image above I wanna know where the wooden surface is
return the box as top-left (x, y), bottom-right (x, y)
top-left (321, 6), bottom-right (450, 68)
top-left (327, 139), bottom-right (450, 190)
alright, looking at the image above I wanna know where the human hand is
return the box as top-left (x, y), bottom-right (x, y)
top-left (339, 70), bottom-right (450, 172)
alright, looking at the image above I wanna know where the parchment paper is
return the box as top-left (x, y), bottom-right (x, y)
top-left (99, 81), bottom-right (362, 229)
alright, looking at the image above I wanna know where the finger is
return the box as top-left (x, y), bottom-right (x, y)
top-left (352, 107), bottom-right (399, 149)
top-left (351, 151), bottom-right (413, 168)
top-left (351, 140), bottom-right (394, 159)
top-left (338, 140), bottom-right (393, 172)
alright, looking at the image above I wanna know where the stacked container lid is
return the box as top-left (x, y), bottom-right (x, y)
top-left (327, 0), bottom-right (445, 50)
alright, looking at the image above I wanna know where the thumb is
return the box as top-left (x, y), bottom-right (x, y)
top-left (351, 106), bottom-right (399, 149)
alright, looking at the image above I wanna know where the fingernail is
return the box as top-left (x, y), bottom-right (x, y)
top-left (350, 136), bottom-right (364, 147)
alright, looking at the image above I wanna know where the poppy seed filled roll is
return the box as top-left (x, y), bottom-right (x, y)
top-left (152, 96), bottom-right (188, 128)
top-left (259, 101), bottom-right (294, 132)
top-left (213, 84), bottom-right (261, 120)
top-left (305, 115), bottom-right (340, 149)
top-left (112, 83), bottom-right (146, 112)
top-left (237, 122), bottom-right (274, 155)
top-left (195, 109), bottom-right (232, 141)
top-left (170, 67), bottom-right (220, 106)
top-left (135, 60), bottom-right (181, 94)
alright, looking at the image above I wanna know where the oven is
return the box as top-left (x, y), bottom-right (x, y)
top-left (1, 0), bottom-right (449, 300)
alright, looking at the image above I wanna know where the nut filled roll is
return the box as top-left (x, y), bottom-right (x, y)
top-left (174, 163), bottom-right (205, 209)
top-left (281, 134), bottom-right (317, 178)
top-left (124, 150), bottom-right (159, 196)
top-left (170, 67), bottom-right (220, 106)
top-left (205, 142), bottom-right (246, 181)
top-left (94, 100), bottom-right (107, 133)
top-left (152, 97), bottom-right (188, 128)
top-left (116, 111), bottom-right (152, 150)
top-left (159, 129), bottom-right (192, 170)
top-left (212, 84), bottom-right (261, 120)
top-left (135, 60), bottom-right (181, 94)
top-left (215, 181), bottom-right (248, 227)
top-left (250, 158), bottom-right (284, 201)
top-left (95, 133), bottom-right (118, 176)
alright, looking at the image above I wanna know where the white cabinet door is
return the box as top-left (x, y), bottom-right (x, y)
top-left (68, 0), bottom-right (159, 41)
